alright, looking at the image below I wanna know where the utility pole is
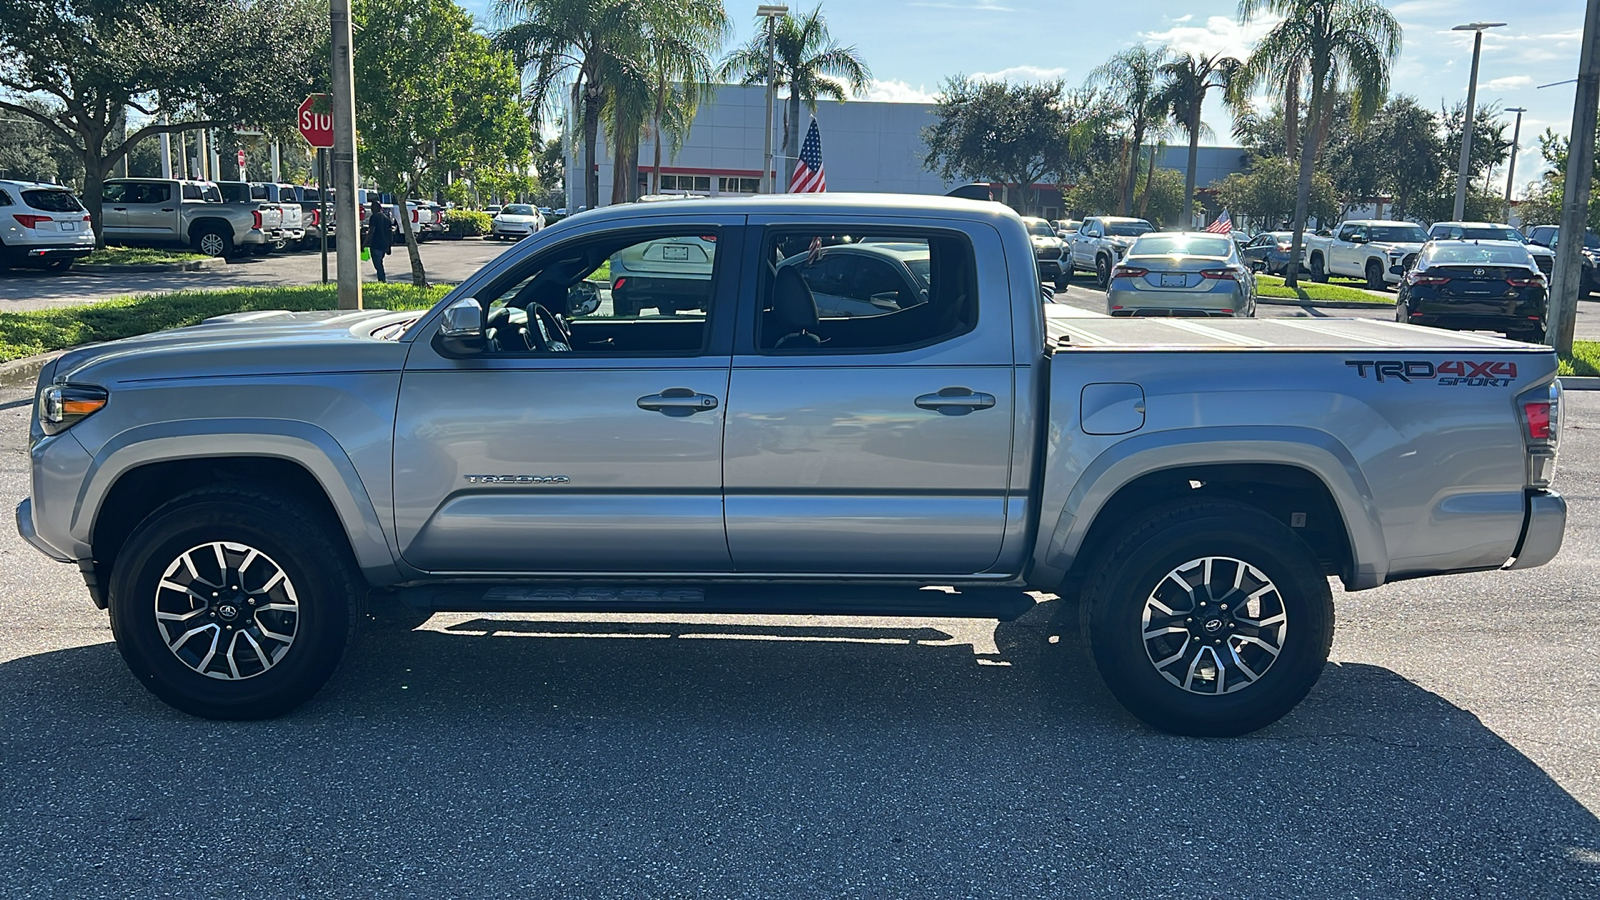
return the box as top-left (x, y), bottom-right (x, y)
top-left (159, 116), bottom-right (173, 179)
top-left (1550, 0), bottom-right (1600, 354)
top-left (1453, 22), bottom-right (1506, 220)
top-left (1503, 106), bottom-right (1526, 222)
top-left (330, 0), bottom-right (362, 309)
top-left (271, 140), bottom-right (281, 182)
top-left (757, 5), bottom-right (787, 193)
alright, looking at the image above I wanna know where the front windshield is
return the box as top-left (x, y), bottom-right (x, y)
top-left (1130, 235), bottom-right (1232, 257)
top-left (503, 204), bottom-right (534, 216)
top-left (1370, 225), bottom-right (1429, 243)
top-left (1024, 219), bottom-right (1054, 237)
top-left (1106, 221), bottom-right (1154, 237)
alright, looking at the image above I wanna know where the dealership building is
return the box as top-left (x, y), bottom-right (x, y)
top-left (564, 84), bottom-right (1249, 223)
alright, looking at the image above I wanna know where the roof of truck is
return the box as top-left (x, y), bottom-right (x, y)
top-left (539, 192), bottom-right (1022, 234)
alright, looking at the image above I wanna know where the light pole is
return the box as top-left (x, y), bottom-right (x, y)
top-left (1503, 106), bottom-right (1527, 221)
top-left (757, 4), bottom-right (788, 194)
top-left (1453, 22), bottom-right (1506, 220)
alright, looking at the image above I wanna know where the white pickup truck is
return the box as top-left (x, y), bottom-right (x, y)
top-left (1303, 220), bottom-right (1429, 290)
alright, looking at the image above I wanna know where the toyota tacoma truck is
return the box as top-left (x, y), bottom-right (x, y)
top-left (1303, 220), bottom-right (1429, 289)
top-left (16, 195), bottom-right (1567, 737)
top-left (1068, 216), bottom-right (1154, 288)
top-left (100, 177), bottom-right (277, 258)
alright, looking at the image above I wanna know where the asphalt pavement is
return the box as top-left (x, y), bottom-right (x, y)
top-left (0, 377), bottom-right (1596, 896)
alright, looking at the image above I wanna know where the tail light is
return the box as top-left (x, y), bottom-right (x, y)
top-left (1507, 274), bottom-right (1546, 288)
top-left (251, 210), bottom-right (263, 229)
top-left (1199, 268), bottom-right (1237, 281)
top-left (1277, 242), bottom-right (1292, 251)
top-left (13, 214), bottom-right (50, 228)
top-left (412, 210), bottom-right (419, 223)
top-left (81, 215), bottom-right (91, 224)
top-left (700, 234), bottom-right (717, 242)
top-left (1111, 265), bottom-right (1147, 279)
top-left (613, 277), bottom-right (628, 292)
top-left (309, 210), bottom-right (320, 227)
top-left (1519, 382), bottom-right (1561, 487)
top-left (1408, 272), bottom-right (1451, 286)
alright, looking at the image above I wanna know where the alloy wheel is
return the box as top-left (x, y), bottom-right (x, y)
top-left (153, 541), bottom-right (300, 680)
top-left (199, 233), bottom-right (226, 257)
top-left (1139, 556), bottom-right (1288, 695)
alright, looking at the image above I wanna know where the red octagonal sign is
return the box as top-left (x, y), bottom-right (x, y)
top-left (297, 94), bottom-right (334, 149)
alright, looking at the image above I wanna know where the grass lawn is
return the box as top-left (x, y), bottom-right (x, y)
top-left (1561, 340), bottom-right (1600, 377)
top-left (81, 246), bottom-right (209, 266)
top-left (0, 283), bottom-right (451, 364)
top-left (1255, 274), bottom-right (1392, 305)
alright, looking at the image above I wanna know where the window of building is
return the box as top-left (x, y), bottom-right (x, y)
top-left (718, 177), bottom-right (759, 194)
top-left (757, 230), bottom-right (976, 354)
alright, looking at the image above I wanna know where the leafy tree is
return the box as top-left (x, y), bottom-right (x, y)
top-left (1519, 129), bottom-right (1600, 230)
top-left (0, 0), bottom-right (324, 245)
top-left (923, 78), bottom-right (1093, 215)
top-left (1154, 51), bottom-right (1244, 225)
top-left (1215, 154), bottom-right (1338, 227)
top-left (1084, 44), bottom-right (1171, 216)
top-left (0, 100), bottom-right (72, 182)
top-left (356, 0), bottom-right (531, 286)
top-left (1066, 155), bottom-right (1187, 226)
top-left (1441, 100), bottom-right (1511, 188)
top-left (1239, 0), bottom-right (1402, 285)
top-left (720, 3), bottom-right (870, 189)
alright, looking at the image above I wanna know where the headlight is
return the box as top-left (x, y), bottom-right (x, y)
top-left (38, 384), bottom-right (107, 435)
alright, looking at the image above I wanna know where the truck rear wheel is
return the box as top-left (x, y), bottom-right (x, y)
top-left (107, 488), bottom-right (362, 720)
top-left (1079, 500), bottom-right (1333, 737)
top-left (192, 228), bottom-right (232, 258)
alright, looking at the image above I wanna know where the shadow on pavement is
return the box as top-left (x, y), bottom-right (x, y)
top-left (1, 601), bottom-right (1596, 898)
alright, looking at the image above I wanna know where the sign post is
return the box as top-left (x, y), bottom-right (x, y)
top-left (236, 149), bottom-right (247, 181)
top-left (298, 94), bottom-right (336, 287)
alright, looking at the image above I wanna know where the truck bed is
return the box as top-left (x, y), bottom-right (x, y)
top-left (1046, 314), bottom-right (1539, 351)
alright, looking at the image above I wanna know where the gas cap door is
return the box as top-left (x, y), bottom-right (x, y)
top-left (1080, 382), bottom-right (1146, 435)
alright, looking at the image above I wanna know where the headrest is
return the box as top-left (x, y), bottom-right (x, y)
top-left (773, 266), bottom-right (818, 332)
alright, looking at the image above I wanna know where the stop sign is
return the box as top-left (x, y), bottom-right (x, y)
top-left (297, 94), bottom-right (334, 148)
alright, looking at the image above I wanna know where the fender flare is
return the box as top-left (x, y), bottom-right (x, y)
top-left (1036, 425), bottom-right (1390, 590)
top-left (72, 418), bottom-right (401, 584)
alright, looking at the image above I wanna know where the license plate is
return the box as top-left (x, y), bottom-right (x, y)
top-left (1160, 273), bottom-right (1187, 287)
top-left (662, 245), bottom-right (690, 261)
top-left (60, 222), bottom-right (75, 231)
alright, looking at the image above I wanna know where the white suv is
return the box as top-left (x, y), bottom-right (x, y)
top-left (0, 180), bottom-right (94, 272)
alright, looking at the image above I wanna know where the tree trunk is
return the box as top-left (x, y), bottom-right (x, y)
top-left (611, 107), bottom-right (630, 205)
top-left (1137, 144), bottom-right (1157, 218)
top-left (394, 183), bottom-right (428, 288)
top-left (1122, 119), bottom-right (1146, 216)
top-left (582, 81), bottom-right (601, 209)
top-left (1285, 68), bottom-right (1327, 289)
top-left (82, 157), bottom-right (109, 249)
top-left (651, 90), bottom-right (665, 194)
top-left (1183, 105), bottom-right (1201, 226)
top-left (1284, 65), bottom-right (1300, 160)
top-left (785, 92), bottom-right (802, 190)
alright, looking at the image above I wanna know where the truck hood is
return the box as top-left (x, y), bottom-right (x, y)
top-left (54, 308), bottom-right (421, 386)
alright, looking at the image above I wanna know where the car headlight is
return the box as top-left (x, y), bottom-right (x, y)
top-left (38, 384), bottom-right (107, 435)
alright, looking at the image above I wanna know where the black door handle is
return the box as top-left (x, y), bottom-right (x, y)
top-left (914, 387), bottom-right (997, 415)
top-left (638, 387), bottom-right (719, 416)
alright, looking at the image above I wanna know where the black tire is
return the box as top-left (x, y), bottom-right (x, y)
top-left (1365, 260), bottom-right (1386, 292)
top-left (1079, 500), bottom-right (1334, 737)
top-left (1309, 254), bottom-right (1327, 283)
top-left (1053, 274), bottom-right (1069, 291)
top-left (1095, 255), bottom-right (1111, 289)
top-left (192, 228), bottom-right (233, 258)
top-left (107, 488), bottom-right (362, 719)
top-left (1394, 299), bottom-right (1409, 323)
top-left (47, 258), bottom-right (72, 272)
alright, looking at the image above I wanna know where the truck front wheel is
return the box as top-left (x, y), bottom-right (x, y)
top-left (107, 488), bottom-right (362, 720)
top-left (1365, 260), bottom-right (1386, 292)
top-left (1080, 500), bottom-right (1333, 737)
top-left (1309, 254), bottom-right (1328, 283)
top-left (1095, 255), bottom-right (1111, 289)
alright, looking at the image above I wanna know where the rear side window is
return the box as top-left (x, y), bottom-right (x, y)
top-left (23, 190), bottom-right (82, 212)
top-left (0, 189), bottom-right (12, 206)
top-left (182, 183), bottom-right (202, 200)
top-left (219, 183), bottom-right (250, 203)
top-left (757, 230), bottom-right (977, 354)
top-left (250, 184), bottom-right (269, 200)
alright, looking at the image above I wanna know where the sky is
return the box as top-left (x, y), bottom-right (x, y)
top-left (462, 0), bottom-right (1592, 195)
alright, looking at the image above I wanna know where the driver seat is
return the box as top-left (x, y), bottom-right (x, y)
top-left (771, 267), bottom-right (822, 349)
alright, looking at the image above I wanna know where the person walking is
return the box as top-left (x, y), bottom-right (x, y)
top-left (367, 199), bottom-right (395, 283)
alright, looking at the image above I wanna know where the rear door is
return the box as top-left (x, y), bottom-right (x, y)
top-left (393, 216), bottom-right (743, 574)
top-left (722, 218), bottom-right (1017, 575)
top-left (123, 182), bottom-right (177, 237)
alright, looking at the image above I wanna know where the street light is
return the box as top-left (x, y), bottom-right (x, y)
top-left (757, 5), bottom-right (788, 193)
top-left (1452, 21), bottom-right (1507, 220)
top-left (1503, 106), bottom-right (1527, 221)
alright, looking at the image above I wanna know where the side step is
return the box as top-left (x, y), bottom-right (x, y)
top-left (392, 582), bottom-right (1039, 621)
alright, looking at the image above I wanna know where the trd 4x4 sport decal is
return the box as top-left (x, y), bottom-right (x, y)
top-left (1346, 360), bottom-right (1518, 386)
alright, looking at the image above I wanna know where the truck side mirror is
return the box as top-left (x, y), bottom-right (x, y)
top-left (435, 297), bottom-right (485, 356)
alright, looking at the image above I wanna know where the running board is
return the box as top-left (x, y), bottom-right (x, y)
top-left (392, 582), bottom-right (1038, 621)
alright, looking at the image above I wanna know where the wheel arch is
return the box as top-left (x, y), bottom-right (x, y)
top-left (1032, 427), bottom-right (1389, 593)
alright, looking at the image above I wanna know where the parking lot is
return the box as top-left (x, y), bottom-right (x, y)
top-left (0, 365), bottom-right (1596, 896)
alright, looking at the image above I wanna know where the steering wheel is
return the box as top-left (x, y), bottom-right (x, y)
top-left (527, 303), bottom-right (572, 351)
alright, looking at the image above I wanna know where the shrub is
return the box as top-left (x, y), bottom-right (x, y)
top-left (445, 209), bottom-right (492, 237)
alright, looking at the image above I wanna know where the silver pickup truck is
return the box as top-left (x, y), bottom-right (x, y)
top-left (16, 195), bottom-right (1566, 737)
top-left (101, 178), bottom-right (279, 257)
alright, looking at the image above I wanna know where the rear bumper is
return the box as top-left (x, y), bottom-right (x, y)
top-left (3, 243), bottom-right (94, 263)
top-left (1508, 489), bottom-right (1566, 570)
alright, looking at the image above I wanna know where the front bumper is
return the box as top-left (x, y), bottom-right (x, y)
top-left (1509, 489), bottom-right (1566, 569)
top-left (1036, 258), bottom-right (1063, 278)
top-left (16, 499), bottom-right (70, 562)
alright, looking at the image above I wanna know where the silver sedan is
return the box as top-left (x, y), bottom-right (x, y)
top-left (1106, 232), bottom-right (1257, 317)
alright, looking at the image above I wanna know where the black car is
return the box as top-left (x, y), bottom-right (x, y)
top-left (1240, 231), bottom-right (1295, 275)
top-left (1524, 224), bottom-right (1599, 295)
top-left (1396, 240), bottom-right (1547, 342)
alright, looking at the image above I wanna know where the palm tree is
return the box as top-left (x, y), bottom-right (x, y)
top-left (1239, 0), bottom-right (1401, 285)
top-left (1154, 52), bottom-right (1244, 227)
top-left (719, 4), bottom-right (870, 189)
top-left (1085, 45), bottom-right (1170, 216)
top-left (641, 0), bottom-right (729, 196)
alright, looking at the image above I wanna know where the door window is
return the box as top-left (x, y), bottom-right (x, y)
top-left (756, 230), bottom-right (974, 353)
top-left (1337, 224), bottom-right (1359, 241)
top-left (470, 230), bottom-right (723, 356)
top-left (128, 183), bottom-right (171, 204)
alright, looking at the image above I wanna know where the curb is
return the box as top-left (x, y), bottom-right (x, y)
top-left (0, 349), bottom-right (64, 389)
top-left (1559, 376), bottom-right (1600, 391)
top-left (76, 257), bottom-right (226, 274)
top-left (1258, 297), bottom-right (1394, 310)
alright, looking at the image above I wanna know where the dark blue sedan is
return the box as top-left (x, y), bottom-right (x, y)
top-left (1241, 231), bottom-right (1295, 275)
top-left (1395, 240), bottom-right (1547, 343)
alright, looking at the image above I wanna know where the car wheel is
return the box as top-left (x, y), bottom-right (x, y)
top-left (107, 487), bottom-right (362, 720)
top-left (193, 228), bottom-right (232, 258)
top-left (1096, 255), bottom-right (1111, 289)
top-left (47, 259), bottom-right (73, 272)
top-left (1365, 260), bottom-right (1386, 292)
top-left (1079, 500), bottom-right (1334, 737)
top-left (1310, 255), bottom-right (1327, 283)
top-left (1053, 275), bottom-right (1069, 291)
top-left (1395, 299), bottom-right (1409, 323)
top-left (271, 238), bottom-right (288, 253)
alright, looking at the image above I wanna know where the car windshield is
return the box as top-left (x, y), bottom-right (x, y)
top-left (22, 190), bottom-right (81, 212)
top-left (1455, 226), bottom-right (1526, 243)
top-left (1426, 244), bottom-right (1533, 266)
top-left (1130, 235), bottom-right (1232, 257)
top-left (503, 204), bottom-right (534, 216)
top-left (1024, 219), bottom-right (1054, 237)
top-left (1106, 221), bottom-right (1154, 237)
top-left (1370, 225), bottom-right (1428, 243)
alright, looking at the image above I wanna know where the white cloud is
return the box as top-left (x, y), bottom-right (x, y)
top-left (1484, 75), bottom-right (1533, 91)
top-left (968, 64), bottom-right (1070, 84)
top-left (863, 79), bottom-right (939, 103)
top-left (1139, 14), bottom-right (1278, 61)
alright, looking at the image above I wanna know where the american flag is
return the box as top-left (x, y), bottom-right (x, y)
top-left (1204, 210), bottom-right (1232, 234)
top-left (789, 117), bottom-right (826, 193)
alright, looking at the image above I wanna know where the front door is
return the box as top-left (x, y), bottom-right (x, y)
top-left (393, 219), bottom-right (742, 573)
top-left (722, 220), bottom-right (1017, 575)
